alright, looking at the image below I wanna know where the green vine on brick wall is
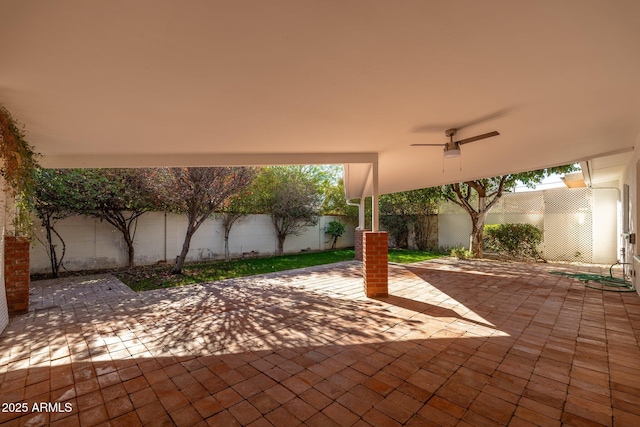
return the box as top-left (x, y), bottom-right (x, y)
top-left (0, 106), bottom-right (40, 236)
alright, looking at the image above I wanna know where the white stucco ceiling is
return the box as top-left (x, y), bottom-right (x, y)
top-left (1, 1), bottom-right (639, 195)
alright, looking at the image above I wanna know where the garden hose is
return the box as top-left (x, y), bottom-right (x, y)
top-left (550, 264), bottom-right (636, 292)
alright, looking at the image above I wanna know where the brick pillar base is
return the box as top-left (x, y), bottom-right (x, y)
top-left (354, 229), bottom-right (365, 261)
top-left (363, 232), bottom-right (388, 297)
top-left (4, 236), bottom-right (30, 315)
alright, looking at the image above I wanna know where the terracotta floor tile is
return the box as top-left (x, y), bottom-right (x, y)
top-left (110, 411), bottom-right (142, 427)
top-left (613, 408), bottom-right (640, 426)
top-left (435, 380), bottom-right (480, 408)
top-left (247, 391), bottom-right (281, 415)
top-left (564, 393), bottom-right (613, 426)
top-left (264, 384), bottom-right (295, 404)
top-left (78, 404), bottom-right (109, 427)
top-left (246, 418), bottom-right (274, 427)
top-left (469, 392), bottom-right (517, 425)
top-left (77, 390), bottom-right (104, 411)
top-left (305, 412), bottom-right (341, 427)
top-left (50, 414), bottom-right (81, 427)
top-left (376, 397), bottom-right (415, 423)
top-left (282, 397), bottom-right (317, 421)
top-left (158, 390), bottom-right (190, 413)
top-left (336, 391), bottom-right (374, 416)
top-left (75, 378), bottom-right (100, 397)
top-left (322, 402), bottom-right (359, 426)
top-left (228, 400), bottom-right (261, 425)
top-left (361, 407), bottom-right (402, 427)
top-left (169, 405), bottom-right (204, 427)
top-left (265, 406), bottom-right (302, 427)
top-left (2, 260), bottom-right (639, 427)
top-left (105, 395), bottom-right (134, 419)
top-left (418, 404), bottom-right (460, 427)
top-left (513, 406), bottom-right (560, 427)
top-left (462, 409), bottom-right (503, 427)
top-left (205, 409), bottom-right (241, 426)
top-left (560, 411), bottom-right (608, 427)
top-left (299, 387), bottom-right (333, 411)
top-left (192, 395), bottom-right (223, 419)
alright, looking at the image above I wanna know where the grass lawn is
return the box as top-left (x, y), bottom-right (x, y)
top-left (115, 248), bottom-right (444, 292)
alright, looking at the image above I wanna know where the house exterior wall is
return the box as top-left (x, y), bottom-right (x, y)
top-left (29, 214), bottom-right (355, 274)
top-left (623, 136), bottom-right (640, 295)
top-left (0, 187), bottom-right (9, 333)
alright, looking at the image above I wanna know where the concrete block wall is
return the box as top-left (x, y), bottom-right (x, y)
top-left (30, 213), bottom-right (355, 274)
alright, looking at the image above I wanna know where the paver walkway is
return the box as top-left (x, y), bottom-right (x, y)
top-left (1, 259), bottom-right (639, 426)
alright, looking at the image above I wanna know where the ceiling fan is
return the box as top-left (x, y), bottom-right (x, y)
top-left (411, 128), bottom-right (500, 158)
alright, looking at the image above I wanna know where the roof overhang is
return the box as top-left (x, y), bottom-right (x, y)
top-left (2, 1), bottom-right (639, 195)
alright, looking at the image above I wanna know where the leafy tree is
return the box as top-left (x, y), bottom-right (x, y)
top-left (74, 168), bottom-right (159, 268)
top-left (442, 165), bottom-right (578, 258)
top-left (325, 220), bottom-right (346, 249)
top-left (152, 167), bottom-right (256, 274)
top-left (31, 169), bottom-right (85, 277)
top-left (380, 188), bottom-right (441, 249)
top-left (217, 186), bottom-right (257, 261)
top-left (1, 106), bottom-right (41, 235)
top-left (252, 166), bottom-right (322, 255)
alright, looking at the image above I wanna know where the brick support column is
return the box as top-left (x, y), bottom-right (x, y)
top-left (354, 229), bottom-right (365, 261)
top-left (362, 231), bottom-right (388, 297)
top-left (4, 236), bottom-right (30, 315)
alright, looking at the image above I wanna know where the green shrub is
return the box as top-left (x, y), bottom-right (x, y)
top-left (324, 220), bottom-right (346, 249)
top-left (483, 223), bottom-right (542, 259)
top-left (380, 214), bottom-right (410, 248)
top-left (451, 247), bottom-right (473, 259)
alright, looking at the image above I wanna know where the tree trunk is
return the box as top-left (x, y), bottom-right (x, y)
top-left (277, 235), bottom-right (286, 255)
top-left (45, 217), bottom-right (58, 278)
top-left (224, 227), bottom-right (231, 261)
top-left (174, 227), bottom-right (195, 274)
top-left (123, 232), bottom-right (135, 267)
top-left (469, 212), bottom-right (486, 258)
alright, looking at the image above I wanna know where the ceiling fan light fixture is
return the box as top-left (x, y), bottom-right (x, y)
top-left (443, 144), bottom-right (461, 158)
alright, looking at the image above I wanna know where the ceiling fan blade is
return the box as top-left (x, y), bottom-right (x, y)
top-left (410, 108), bottom-right (513, 133)
top-left (457, 131), bottom-right (500, 145)
top-left (410, 143), bottom-right (446, 146)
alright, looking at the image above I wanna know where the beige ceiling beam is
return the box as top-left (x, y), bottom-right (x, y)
top-left (40, 152), bottom-right (378, 169)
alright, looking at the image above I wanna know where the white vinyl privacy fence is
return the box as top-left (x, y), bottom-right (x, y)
top-left (438, 187), bottom-right (619, 263)
top-left (30, 214), bottom-right (354, 274)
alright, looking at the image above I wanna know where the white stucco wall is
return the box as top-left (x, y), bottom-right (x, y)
top-left (623, 135), bottom-right (640, 295)
top-left (29, 213), bottom-right (354, 274)
top-left (592, 189), bottom-right (619, 264)
top-left (0, 188), bottom-right (9, 333)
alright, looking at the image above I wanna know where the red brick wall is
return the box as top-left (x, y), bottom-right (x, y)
top-left (355, 229), bottom-right (365, 261)
top-left (4, 236), bottom-right (30, 315)
top-left (362, 231), bottom-right (388, 297)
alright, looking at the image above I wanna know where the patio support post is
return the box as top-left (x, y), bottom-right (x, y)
top-left (372, 161), bottom-right (379, 232)
top-left (354, 198), bottom-right (366, 261)
top-left (4, 235), bottom-right (30, 315)
top-left (363, 161), bottom-right (388, 297)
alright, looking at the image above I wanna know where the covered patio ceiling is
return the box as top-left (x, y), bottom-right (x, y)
top-left (1, 1), bottom-right (639, 195)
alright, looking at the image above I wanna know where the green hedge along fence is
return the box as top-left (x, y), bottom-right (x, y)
top-left (483, 223), bottom-right (543, 260)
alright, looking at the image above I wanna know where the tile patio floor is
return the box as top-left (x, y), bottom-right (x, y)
top-left (1, 259), bottom-right (640, 426)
